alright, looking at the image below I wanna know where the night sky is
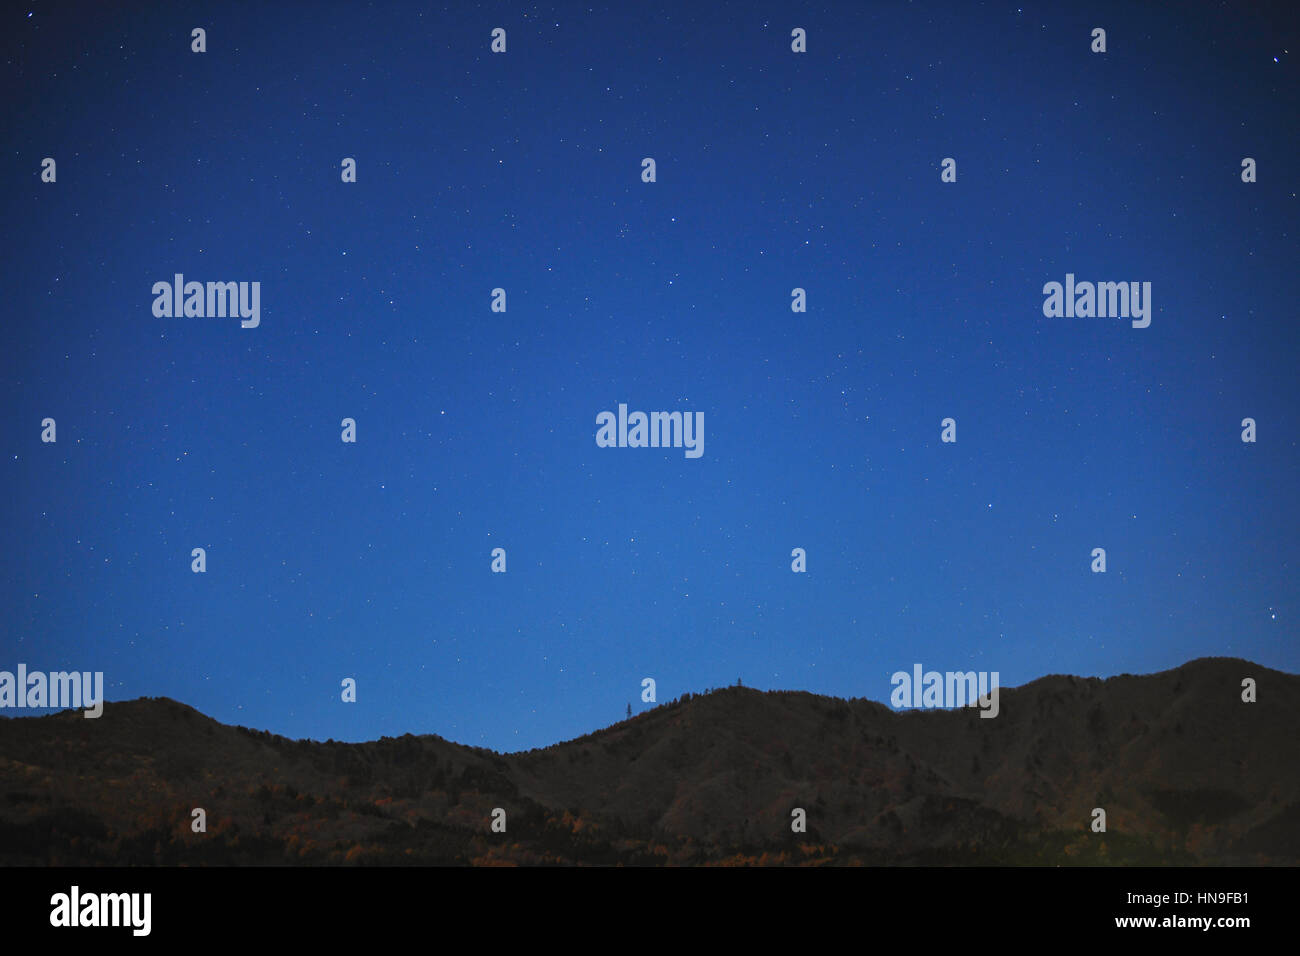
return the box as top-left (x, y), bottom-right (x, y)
top-left (2, 1), bottom-right (1297, 751)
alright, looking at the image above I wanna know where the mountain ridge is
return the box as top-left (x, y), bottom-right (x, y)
top-left (1, 656), bottom-right (1295, 865)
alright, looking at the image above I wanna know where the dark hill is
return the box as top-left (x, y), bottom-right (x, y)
top-left (1, 658), bottom-right (1294, 865)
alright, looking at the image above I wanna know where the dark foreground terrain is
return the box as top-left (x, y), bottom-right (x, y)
top-left (1, 657), bottom-right (1296, 865)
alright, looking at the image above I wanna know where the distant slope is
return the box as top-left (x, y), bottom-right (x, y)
top-left (1, 657), bottom-right (1295, 865)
